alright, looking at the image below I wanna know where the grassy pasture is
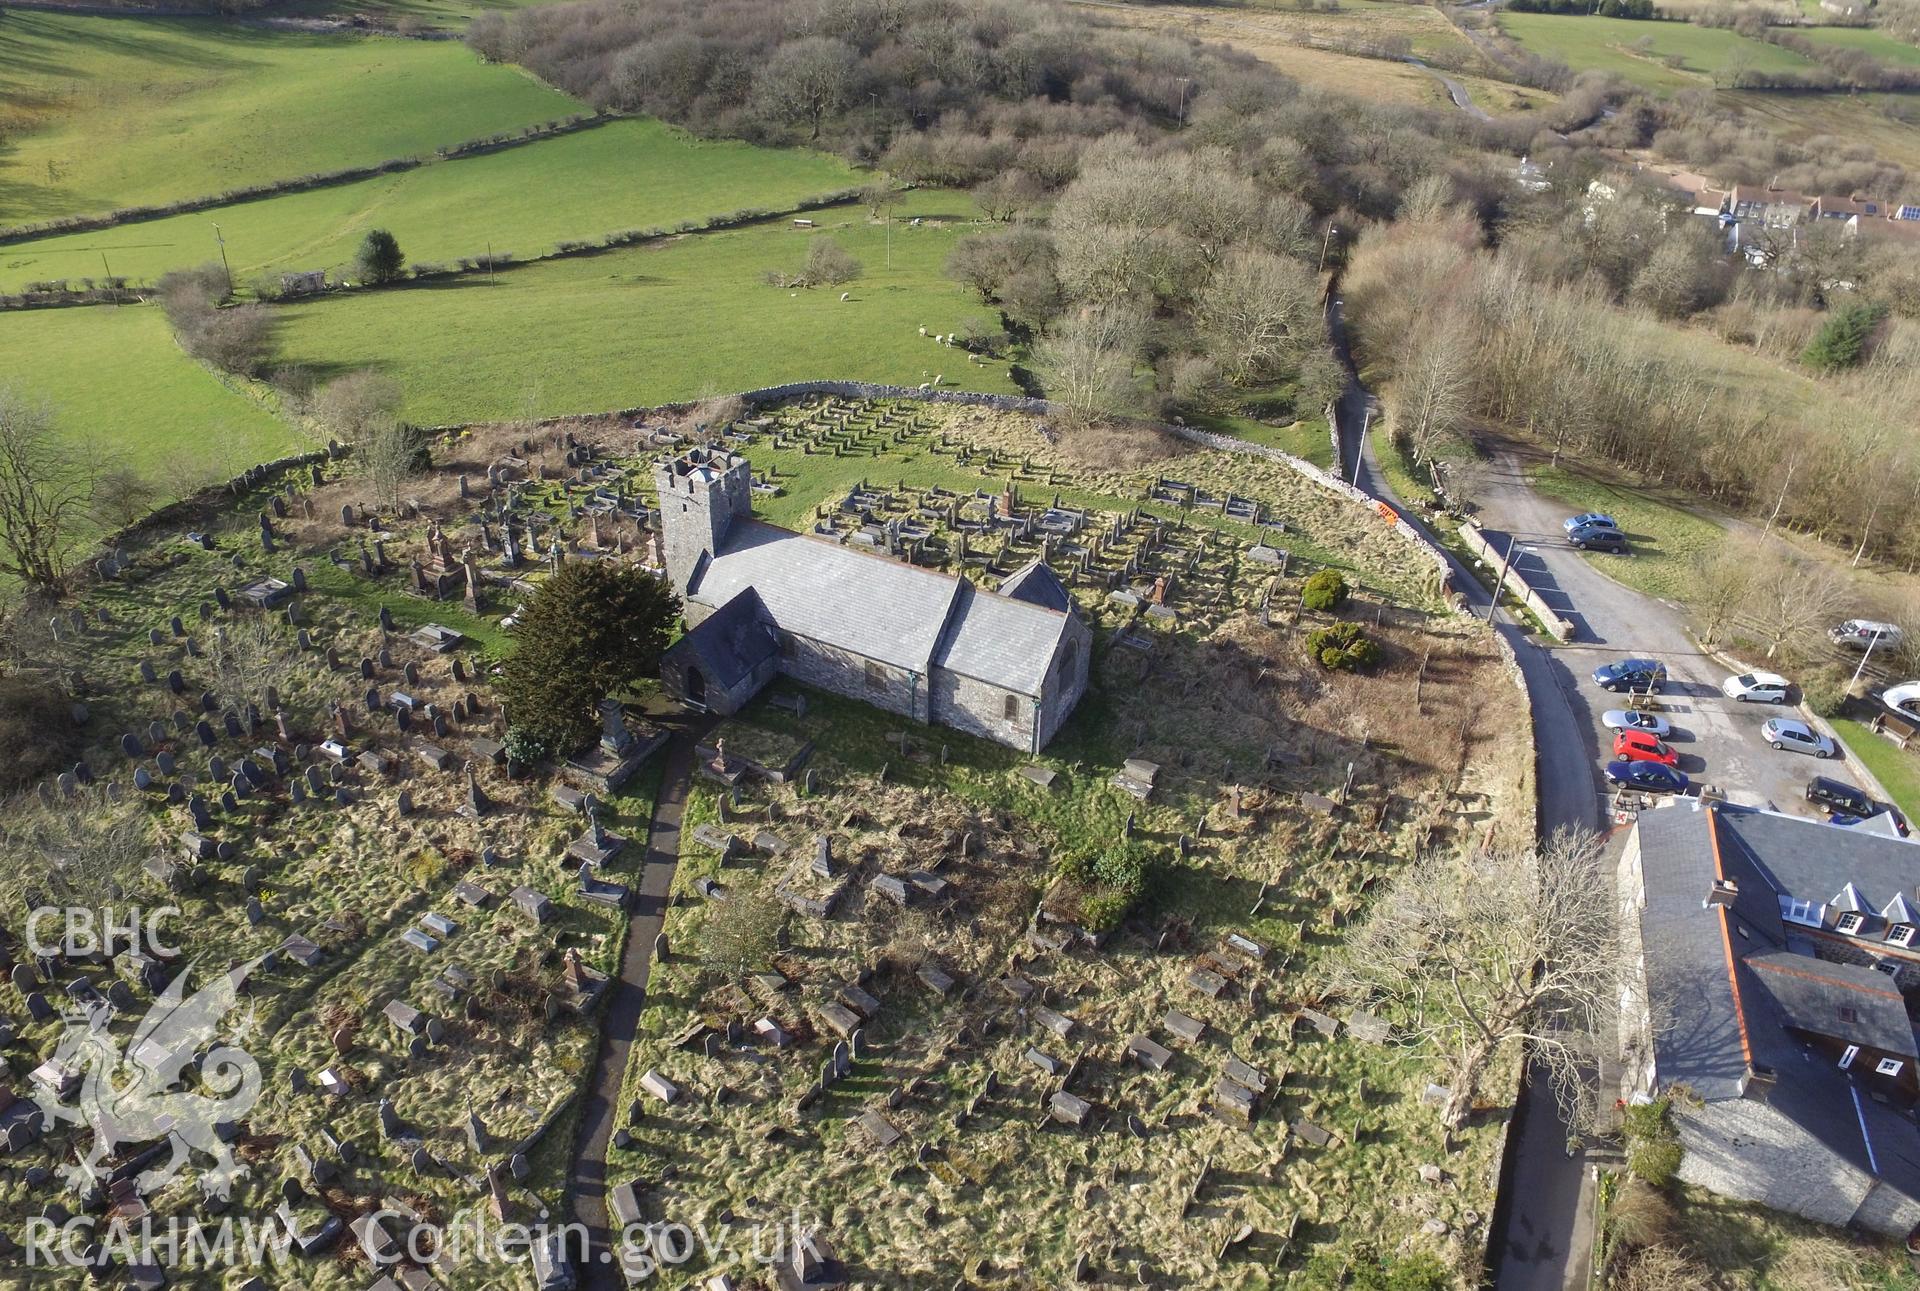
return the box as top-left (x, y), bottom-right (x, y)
top-left (1497, 13), bottom-right (1816, 91)
top-left (270, 191), bottom-right (1015, 426)
top-left (1081, 0), bottom-right (1490, 74)
top-left (1798, 24), bottom-right (1920, 68)
top-left (1722, 90), bottom-right (1920, 177)
top-left (0, 304), bottom-right (298, 496)
top-left (0, 13), bottom-right (577, 223)
top-left (0, 118), bottom-right (858, 292)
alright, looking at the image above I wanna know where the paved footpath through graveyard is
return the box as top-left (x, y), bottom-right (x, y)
top-left (569, 714), bottom-right (709, 1288)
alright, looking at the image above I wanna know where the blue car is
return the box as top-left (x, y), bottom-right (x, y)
top-left (1563, 513), bottom-right (1618, 533)
top-left (1593, 659), bottom-right (1667, 692)
top-left (1605, 760), bottom-right (1689, 794)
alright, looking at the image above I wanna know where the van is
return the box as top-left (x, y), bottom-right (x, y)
top-left (1830, 620), bottom-right (1903, 651)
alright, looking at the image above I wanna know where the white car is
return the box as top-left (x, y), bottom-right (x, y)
top-left (1602, 709), bottom-right (1671, 737)
top-left (1762, 717), bottom-right (1835, 759)
top-left (1723, 671), bottom-right (1790, 704)
top-left (1882, 681), bottom-right (1920, 718)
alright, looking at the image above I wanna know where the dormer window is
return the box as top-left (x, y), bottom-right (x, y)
top-left (1783, 898), bottom-right (1822, 927)
top-left (1891, 924), bottom-right (1916, 947)
top-left (1837, 912), bottom-right (1867, 935)
top-left (1878, 1058), bottom-right (1905, 1077)
top-left (1840, 1045), bottom-right (1860, 1070)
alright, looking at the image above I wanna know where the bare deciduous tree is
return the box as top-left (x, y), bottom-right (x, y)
top-left (357, 415), bottom-right (426, 511)
top-left (1689, 537), bottom-right (1763, 647)
top-left (1031, 306), bottom-right (1146, 426)
top-left (1396, 325), bottom-right (1474, 466)
top-left (207, 615), bottom-right (294, 715)
top-left (752, 36), bottom-right (858, 141)
top-left (0, 788), bottom-right (157, 917)
top-left (1751, 557), bottom-right (1848, 661)
top-left (0, 386), bottom-right (96, 594)
top-left (1332, 830), bottom-right (1623, 1136)
top-left (1190, 248), bottom-right (1320, 387)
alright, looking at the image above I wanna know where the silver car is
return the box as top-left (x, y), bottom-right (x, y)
top-left (1762, 717), bottom-right (1835, 759)
top-left (1602, 709), bottom-right (1670, 737)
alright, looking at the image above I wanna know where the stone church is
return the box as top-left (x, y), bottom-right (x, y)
top-left (654, 447), bottom-right (1091, 752)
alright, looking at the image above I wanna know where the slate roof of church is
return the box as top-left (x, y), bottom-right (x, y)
top-left (686, 519), bottom-right (1074, 695)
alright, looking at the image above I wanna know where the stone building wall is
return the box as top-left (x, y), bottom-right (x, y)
top-left (929, 668), bottom-right (1035, 751)
top-left (1034, 614), bottom-right (1093, 751)
top-left (779, 635), bottom-right (928, 723)
top-left (1852, 1177), bottom-right (1920, 1237)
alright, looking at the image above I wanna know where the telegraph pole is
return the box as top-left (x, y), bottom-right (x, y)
top-left (212, 223), bottom-right (232, 294)
top-left (1488, 535), bottom-right (1518, 624)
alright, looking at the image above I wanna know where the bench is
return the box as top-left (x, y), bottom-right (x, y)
top-left (1873, 710), bottom-right (1916, 750)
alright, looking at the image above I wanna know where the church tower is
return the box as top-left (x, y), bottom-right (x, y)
top-left (653, 447), bottom-right (753, 594)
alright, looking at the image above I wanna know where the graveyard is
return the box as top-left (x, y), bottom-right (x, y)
top-left (0, 390), bottom-right (1526, 1287)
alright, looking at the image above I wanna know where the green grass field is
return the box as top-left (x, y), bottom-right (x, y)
top-left (1800, 25), bottom-right (1920, 69)
top-left (1498, 13), bottom-right (1816, 91)
top-left (0, 12), bottom-right (577, 222)
top-left (1527, 461), bottom-right (1727, 601)
top-left (270, 190), bottom-right (1013, 425)
top-left (0, 118), bottom-right (857, 292)
top-left (1833, 716), bottom-right (1920, 821)
top-left (0, 305), bottom-right (299, 498)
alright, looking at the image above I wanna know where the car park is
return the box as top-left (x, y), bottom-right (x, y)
top-left (1602, 710), bottom-right (1671, 737)
top-left (1761, 718), bottom-right (1834, 759)
top-left (1568, 525), bottom-right (1628, 552)
top-left (1562, 513), bottom-right (1618, 533)
top-left (1830, 620), bottom-right (1903, 651)
top-left (1806, 775), bottom-right (1874, 817)
top-left (1605, 760), bottom-right (1689, 794)
top-left (1612, 730), bottom-right (1678, 766)
top-left (1593, 659), bottom-right (1667, 692)
top-left (1722, 671), bottom-right (1790, 704)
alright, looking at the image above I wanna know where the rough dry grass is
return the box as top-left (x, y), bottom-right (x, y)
top-left (615, 603), bottom-right (1526, 1284)
top-left (0, 445), bottom-right (662, 1290)
top-left (0, 13), bottom-right (576, 222)
top-left (1667, 1184), bottom-right (1914, 1289)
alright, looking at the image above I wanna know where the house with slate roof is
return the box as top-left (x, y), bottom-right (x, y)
top-left (654, 448), bottom-right (1091, 752)
top-left (1617, 801), bottom-right (1920, 1236)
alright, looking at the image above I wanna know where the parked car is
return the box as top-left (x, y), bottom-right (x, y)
top-left (1806, 775), bottom-right (1874, 817)
top-left (1881, 681), bottom-right (1920, 718)
top-left (1830, 620), bottom-right (1903, 651)
top-left (1568, 525), bottom-right (1628, 552)
top-left (1612, 730), bottom-right (1678, 766)
top-left (1602, 709), bottom-right (1671, 737)
top-left (1605, 760), bottom-right (1689, 794)
top-left (1562, 513), bottom-right (1619, 533)
top-left (1761, 717), bottom-right (1835, 759)
top-left (1830, 808), bottom-right (1912, 838)
top-left (1722, 671), bottom-right (1790, 703)
top-left (1593, 659), bottom-right (1667, 692)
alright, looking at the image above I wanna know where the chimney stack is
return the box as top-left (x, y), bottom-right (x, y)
top-left (1706, 878), bottom-right (1739, 909)
top-left (1741, 1063), bottom-right (1776, 1103)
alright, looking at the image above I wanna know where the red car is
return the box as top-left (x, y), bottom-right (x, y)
top-left (1613, 730), bottom-right (1678, 767)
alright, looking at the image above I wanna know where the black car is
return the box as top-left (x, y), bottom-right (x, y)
top-left (1569, 525), bottom-right (1628, 552)
top-left (1592, 659), bottom-right (1667, 693)
top-left (1806, 775), bottom-right (1874, 817)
